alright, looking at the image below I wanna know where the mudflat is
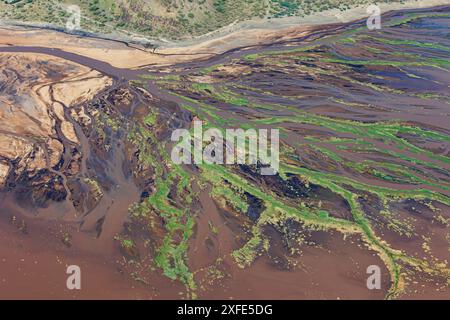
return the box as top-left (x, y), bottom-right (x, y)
top-left (0, 4), bottom-right (449, 300)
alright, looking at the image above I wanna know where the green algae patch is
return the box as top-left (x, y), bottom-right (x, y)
top-left (128, 120), bottom-right (197, 297)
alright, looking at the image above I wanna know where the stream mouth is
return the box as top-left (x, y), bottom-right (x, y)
top-left (0, 5), bottom-right (449, 300)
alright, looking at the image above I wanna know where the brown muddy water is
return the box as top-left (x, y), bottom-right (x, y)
top-left (0, 5), bottom-right (449, 299)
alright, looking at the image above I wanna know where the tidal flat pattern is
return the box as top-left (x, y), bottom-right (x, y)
top-left (136, 8), bottom-right (450, 298)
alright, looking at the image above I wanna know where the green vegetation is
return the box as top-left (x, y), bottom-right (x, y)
top-left (141, 10), bottom-right (450, 298)
top-left (128, 117), bottom-right (197, 297)
top-left (1, 0), bottom-right (412, 40)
